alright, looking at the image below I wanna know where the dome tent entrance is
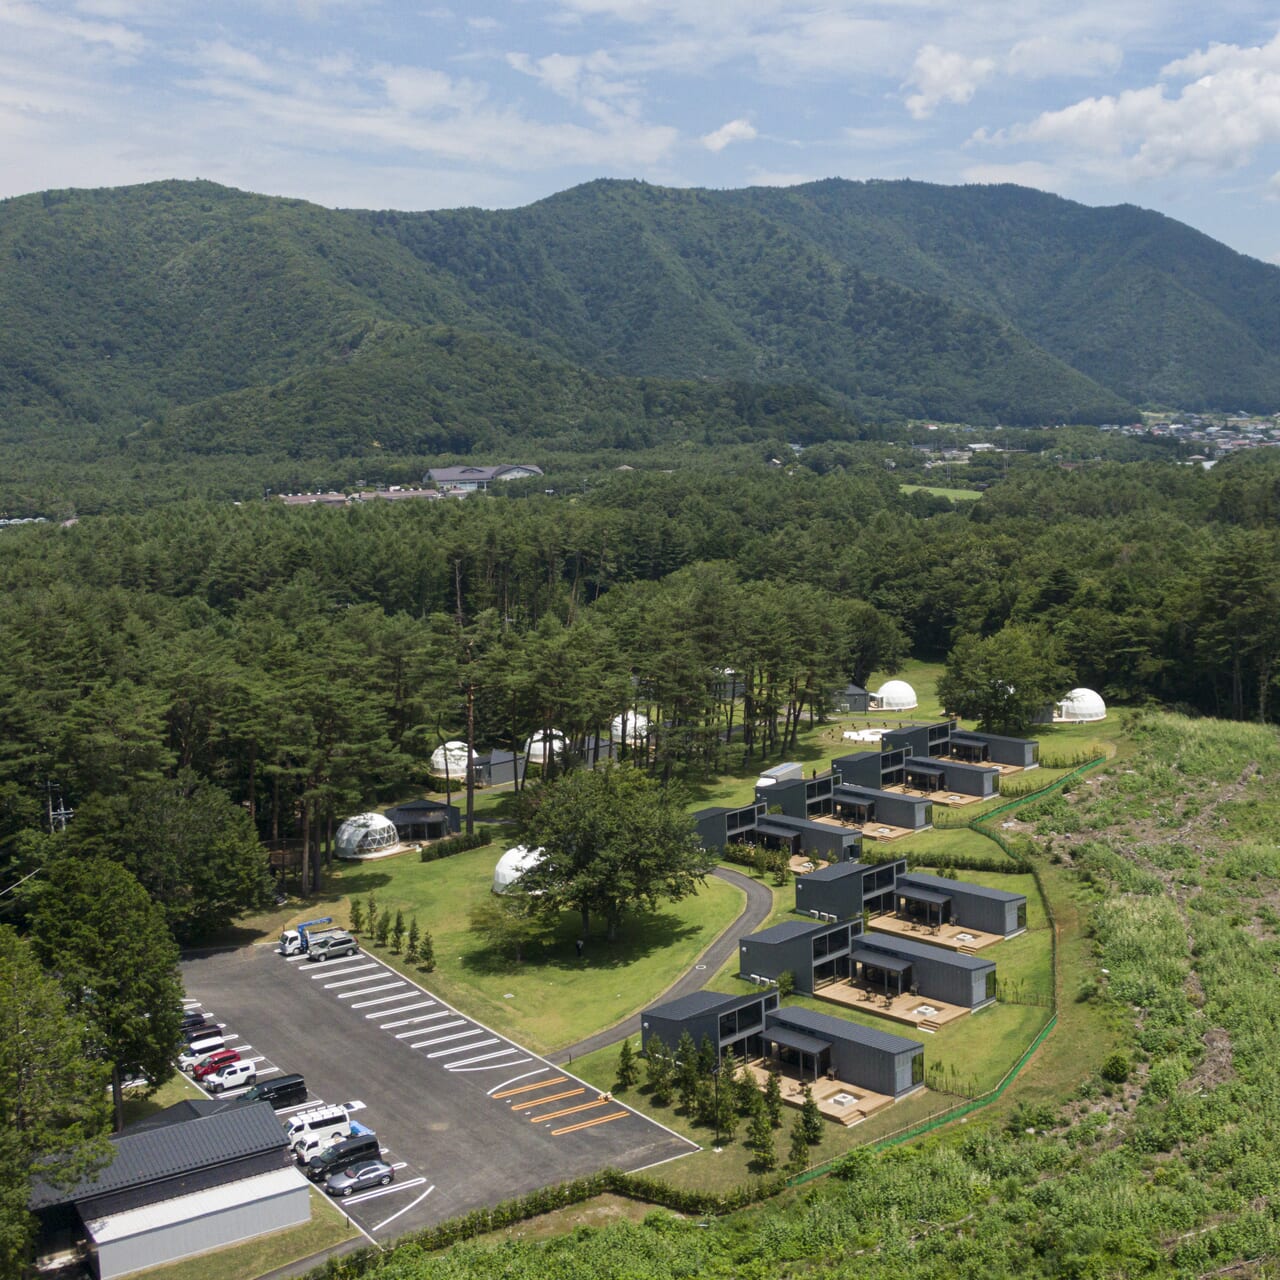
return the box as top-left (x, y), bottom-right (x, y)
top-left (1056, 688), bottom-right (1107, 723)
top-left (872, 679), bottom-right (918, 711)
top-left (335, 812), bottom-right (399, 859)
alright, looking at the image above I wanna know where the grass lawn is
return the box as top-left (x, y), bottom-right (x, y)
top-left (128, 1189), bottom-right (356, 1280)
top-left (899, 484), bottom-right (983, 501)
top-left (305, 845), bottom-right (744, 1055)
top-left (120, 1071), bottom-right (204, 1128)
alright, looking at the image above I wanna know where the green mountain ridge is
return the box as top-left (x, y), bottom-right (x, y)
top-left (2, 176), bottom-right (1278, 457)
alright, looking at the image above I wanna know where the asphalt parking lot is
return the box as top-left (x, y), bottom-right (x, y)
top-left (181, 943), bottom-right (697, 1241)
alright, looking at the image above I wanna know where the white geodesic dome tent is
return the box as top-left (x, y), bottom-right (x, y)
top-left (1057, 688), bottom-right (1107, 723)
top-left (525, 730), bottom-right (567, 765)
top-left (335, 812), bottom-right (399, 859)
top-left (874, 679), bottom-right (918, 711)
top-left (493, 845), bottom-right (544, 893)
top-left (430, 740), bottom-right (475, 776)
top-left (610, 712), bottom-right (649, 746)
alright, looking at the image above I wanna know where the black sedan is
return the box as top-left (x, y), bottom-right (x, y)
top-left (323, 1160), bottom-right (394, 1197)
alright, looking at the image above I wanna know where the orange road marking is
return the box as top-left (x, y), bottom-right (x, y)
top-left (493, 1076), bottom-right (567, 1100)
top-left (551, 1110), bottom-right (629, 1136)
top-left (510, 1088), bottom-right (583, 1111)
top-left (527, 1098), bottom-right (609, 1124)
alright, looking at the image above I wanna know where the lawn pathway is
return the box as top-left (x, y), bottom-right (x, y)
top-left (548, 866), bottom-right (772, 1065)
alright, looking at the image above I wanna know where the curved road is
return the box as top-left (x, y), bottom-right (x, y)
top-left (549, 866), bottom-right (773, 1064)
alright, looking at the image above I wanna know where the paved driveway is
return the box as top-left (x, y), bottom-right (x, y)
top-left (182, 945), bottom-right (696, 1241)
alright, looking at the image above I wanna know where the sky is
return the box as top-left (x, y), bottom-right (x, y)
top-left (4, 1), bottom-right (1280, 263)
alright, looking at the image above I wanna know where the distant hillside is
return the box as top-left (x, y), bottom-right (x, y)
top-left (2, 176), bottom-right (1278, 459)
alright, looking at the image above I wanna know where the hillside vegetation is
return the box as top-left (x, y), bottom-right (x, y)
top-left (6, 177), bottom-right (1280, 466)
top-left (314, 712), bottom-right (1280, 1279)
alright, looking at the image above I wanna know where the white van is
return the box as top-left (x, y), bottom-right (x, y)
top-left (178, 1035), bottom-right (225, 1071)
top-left (293, 1130), bottom-right (349, 1164)
top-left (285, 1104), bottom-right (351, 1154)
top-left (205, 1060), bottom-right (257, 1093)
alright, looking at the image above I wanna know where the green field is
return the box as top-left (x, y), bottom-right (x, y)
top-left (288, 845), bottom-right (744, 1054)
top-left (899, 483), bottom-right (984, 500)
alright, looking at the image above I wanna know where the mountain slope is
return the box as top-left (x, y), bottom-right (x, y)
top-left (720, 179), bottom-right (1280, 410)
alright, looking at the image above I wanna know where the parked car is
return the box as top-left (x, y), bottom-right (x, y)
top-left (204, 1059), bottom-right (256, 1093)
top-left (181, 1008), bottom-right (209, 1029)
top-left (306, 932), bottom-right (358, 962)
top-left (240, 1074), bottom-right (306, 1110)
top-left (180, 1019), bottom-right (221, 1044)
top-left (191, 1049), bottom-right (241, 1081)
top-left (178, 1035), bottom-right (226, 1071)
top-left (324, 1160), bottom-right (394, 1197)
top-left (304, 1126), bottom-right (379, 1181)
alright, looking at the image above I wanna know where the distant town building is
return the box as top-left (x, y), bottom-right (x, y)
top-left (424, 464), bottom-right (544, 492)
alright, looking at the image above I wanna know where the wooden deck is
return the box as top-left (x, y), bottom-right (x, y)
top-left (868, 915), bottom-right (1004, 952)
top-left (883, 783), bottom-right (985, 807)
top-left (742, 1060), bottom-right (895, 1127)
top-left (813, 980), bottom-right (969, 1031)
top-left (789, 854), bottom-right (831, 875)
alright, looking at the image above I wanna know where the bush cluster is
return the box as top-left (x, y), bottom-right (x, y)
top-left (419, 828), bottom-right (493, 862)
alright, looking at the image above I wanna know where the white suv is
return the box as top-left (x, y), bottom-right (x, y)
top-left (205, 1060), bottom-right (257, 1093)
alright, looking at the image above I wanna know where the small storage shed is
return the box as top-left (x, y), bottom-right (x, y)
top-left (385, 798), bottom-right (461, 842)
top-left (765, 1007), bottom-right (924, 1097)
top-left (832, 683), bottom-right (870, 713)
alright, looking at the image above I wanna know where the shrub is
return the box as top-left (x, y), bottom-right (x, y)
top-left (420, 828), bottom-right (493, 861)
top-left (417, 929), bottom-right (435, 971)
top-left (776, 970), bottom-right (796, 1000)
top-left (375, 908), bottom-right (392, 946)
top-left (616, 1038), bottom-right (638, 1089)
top-left (1101, 1052), bottom-right (1131, 1084)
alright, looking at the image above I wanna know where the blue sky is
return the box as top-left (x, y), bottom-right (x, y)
top-left (4, 1), bottom-right (1280, 263)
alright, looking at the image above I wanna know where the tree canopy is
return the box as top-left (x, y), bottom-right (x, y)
top-left (937, 625), bottom-right (1067, 736)
top-left (517, 763), bottom-right (715, 941)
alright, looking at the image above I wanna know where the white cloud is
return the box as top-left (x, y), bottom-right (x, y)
top-left (992, 31), bottom-right (1280, 178)
top-left (702, 118), bottom-right (756, 151)
top-left (959, 159), bottom-right (1069, 192)
top-left (379, 64), bottom-right (486, 113)
top-left (904, 44), bottom-right (994, 118)
top-left (2, 0), bottom-right (144, 55)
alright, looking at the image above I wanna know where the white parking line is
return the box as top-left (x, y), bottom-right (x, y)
top-left (337, 982), bottom-right (405, 1000)
top-left (309, 962), bottom-right (378, 980)
top-left (343, 1176), bottom-right (428, 1206)
top-left (393, 1014), bottom-right (456, 1037)
top-left (407, 1023), bottom-right (470, 1046)
top-left (446, 1047), bottom-right (518, 1069)
top-left (453, 1058), bottom-right (533, 1072)
top-left (371, 1001), bottom-right (435, 1020)
top-left (323, 973), bottom-right (390, 990)
top-left (351, 992), bottom-right (417, 1010)
top-left (488, 1067), bottom-right (549, 1095)
top-left (372, 1184), bottom-right (435, 1231)
top-left (427, 1038), bottom-right (498, 1060)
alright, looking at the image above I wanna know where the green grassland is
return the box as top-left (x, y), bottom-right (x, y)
top-left (306, 846), bottom-right (743, 1054)
top-left (899, 484), bottom-right (984, 500)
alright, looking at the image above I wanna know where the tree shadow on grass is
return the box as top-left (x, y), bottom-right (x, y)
top-left (459, 909), bottom-right (702, 977)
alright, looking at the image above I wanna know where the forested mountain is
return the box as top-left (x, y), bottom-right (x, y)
top-left (6, 176), bottom-right (1278, 463)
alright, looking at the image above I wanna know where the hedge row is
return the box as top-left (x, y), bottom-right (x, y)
top-left (419, 828), bottom-right (494, 861)
top-left (308, 1169), bottom-right (787, 1277)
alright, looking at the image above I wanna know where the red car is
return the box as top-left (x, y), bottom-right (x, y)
top-left (192, 1048), bottom-right (241, 1081)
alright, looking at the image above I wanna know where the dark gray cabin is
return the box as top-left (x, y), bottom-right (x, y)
top-left (765, 1007), bottom-right (924, 1097)
top-left (894, 871), bottom-right (1028, 936)
top-left (738, 918), bottom-right (864, 994)
top-left (853, 935), bottom-right (997, 1009)
top-left (794, 859), bottom-right (906, 921)
top-left (640, 989), bottom-right (780, 1063)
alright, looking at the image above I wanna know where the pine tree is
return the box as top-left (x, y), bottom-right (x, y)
top-left (698, 1034), bottom-right (717, 1077)
top-left (765, 1071), bottom-right (783, 1129)
top-left (349, 898), bottom-right (364, 934)
top-left (418, 928), bottom-right (436, 971)
top-left (645, 1038), bottom-right (674, 1105)
top-left (799, 1082), bottom-right (823, 1145)
top-left (675, 1030), bottom-right (700, 1111)
top-left (405, 916), bottom-right (421, 964)
top-left (616, 1038), bottom-right (638, 1089)
top-left (747, 1103), bottom-right (777, 1172)
top-left (787, 1117), bottom-right (810, 1173)
top-left (365, 894), bottom-right (377, 937)
top-left (391, 909), bottom-right (406, 953)
top-left (375, 908), bottom-right (392, 946)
